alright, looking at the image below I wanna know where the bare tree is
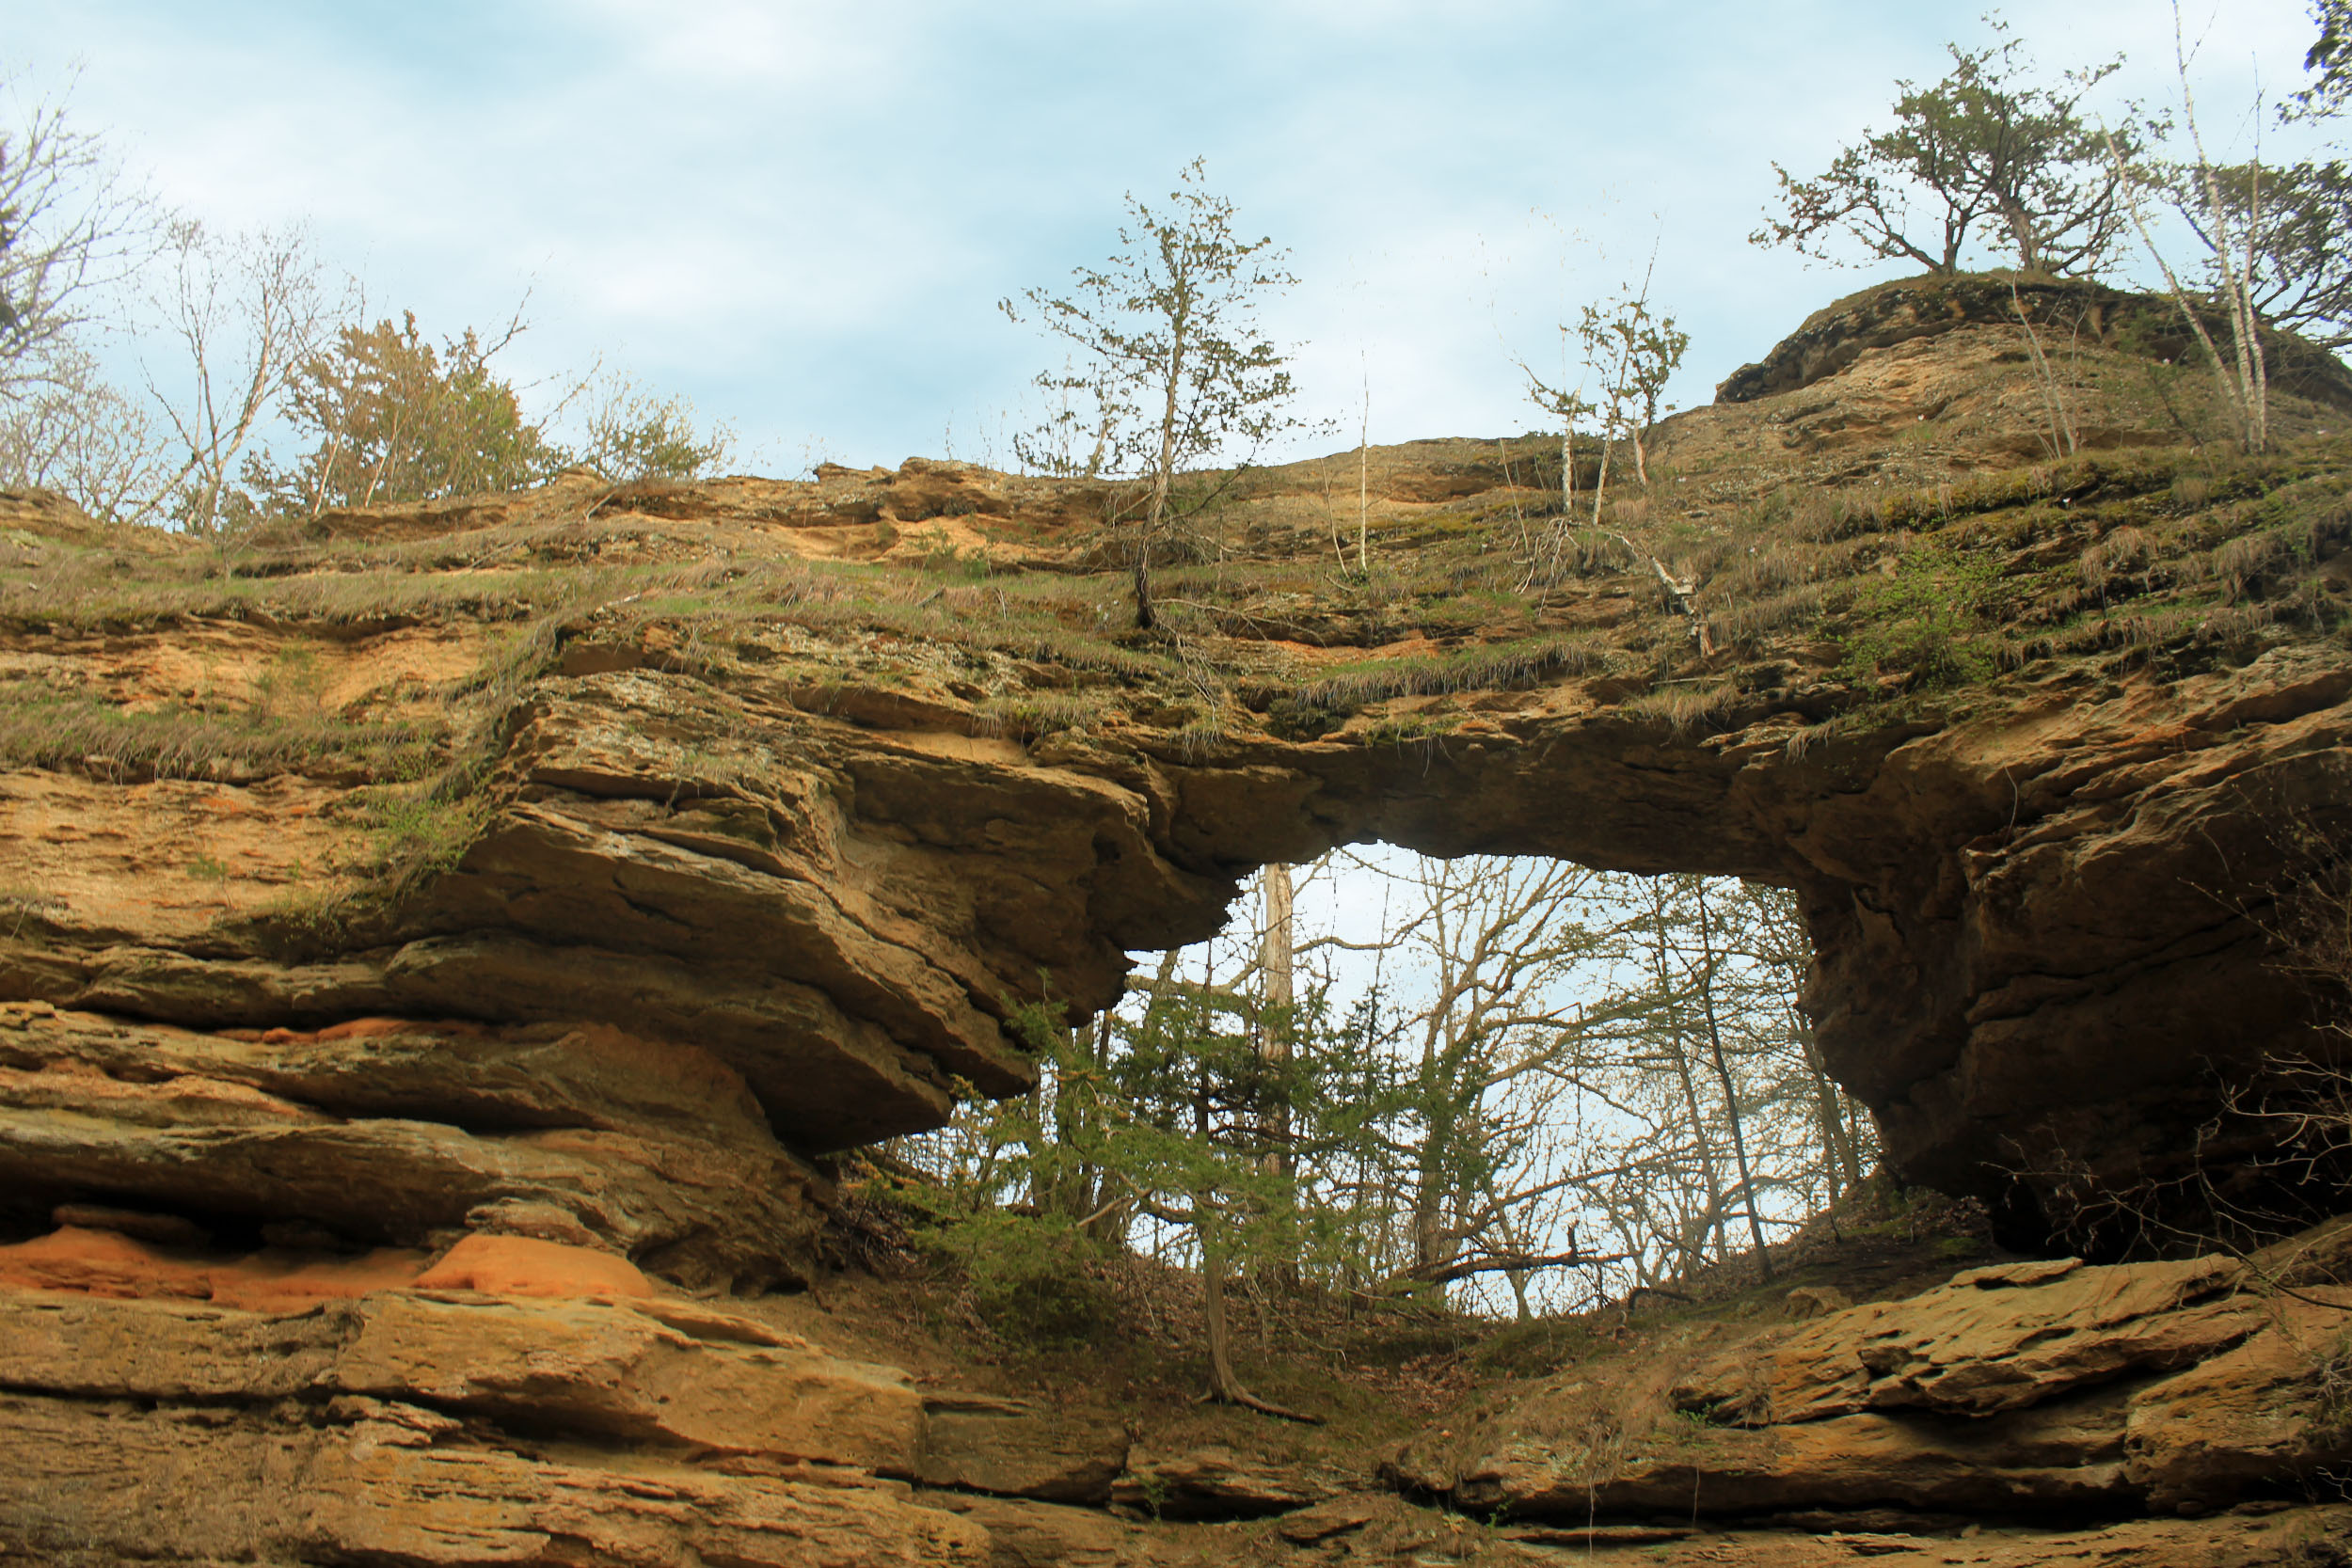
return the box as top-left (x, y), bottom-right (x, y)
top-left (895, 854), bottom-right (1863, 1327)
top-left (1520, 270), bottom-right (1701, 647)
top-left (144, 221), bottom-right (340, 532)
top-left (1686, 880), bottom-right (1773, 1279)
top-left (0, 74), bottom-right (152, 400)
top-left (2109, 4), bottom-right (2271, 454)
top-left (0, 338), bottom-right (173, 523)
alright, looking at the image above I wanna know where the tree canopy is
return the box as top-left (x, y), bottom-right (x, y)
top-left (1755, 25), bottom-right (2131, 277)
top-left (1003, 158), bottom-right (1310, 628)
top-left (0, 81), bottom-right (150, 401)
top-left (250, 313), bottom-right (565, 514)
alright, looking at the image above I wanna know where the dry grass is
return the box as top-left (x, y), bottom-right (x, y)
top-left (2078, 525), bottom-right (2154, 598)
top-left (1623, 681), bottom-right (1741, 735)
top-left (6, 432), bottom-right (2346, 803)
top-left (1705, 583), bottom-right (1829, 647)
top-left (972, 690), bottom-right (1103, 741)
top-left (1245, 634), bottom-right (1609, 720)
top-left (0, 692), bottom-right (444, 784)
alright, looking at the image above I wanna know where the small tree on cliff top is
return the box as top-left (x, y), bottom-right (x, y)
top-left (1003, 158), bottom-right (1311, 629)
top-left (1755, 21), bottom-right (2133, 277)
top-left (248, 310), bottom-right (567, 515)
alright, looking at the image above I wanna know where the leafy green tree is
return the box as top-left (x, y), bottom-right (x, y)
top-left (1003, 158), bottom-right (1311, 629)
top-left (1755, 24), bottom-right (2132, 277)
top-left (251, 310), bottom-right (565, 515)
top-left (905, 979), bottom-right (1391, 1418)
top-left (2158, 159), bottom-right (2352, 354)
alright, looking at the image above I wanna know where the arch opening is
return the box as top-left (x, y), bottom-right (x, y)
top-left (889, 847), bottom-right (1889, 1323)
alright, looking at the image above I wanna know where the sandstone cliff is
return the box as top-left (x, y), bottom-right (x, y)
top-left (4, 274), bottom-right (2351, 1561)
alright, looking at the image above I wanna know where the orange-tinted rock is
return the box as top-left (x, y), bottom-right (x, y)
top-left (413, 1231), bottom-right (652, 1298)
top-left (2124, 1285), bottom-right (2352, 1510)
top-left (0, 1226), bottom-right (215, 1299)
top-left (1109, 1446), bottom-right (1344, 1519)
top-left (206, 1246), bottom-right (433, 1311)
top-left (1400, 1246), bottom-right (2350, 1529)
top-left (916, 1394), bottom-right (1129, 1504)
top-left (0, 1006), bottom-right (826, 1290)
top-left (336, 1291), bottom-right (925, 1468)
top-left (6, 293), bottom-right (2352, 1239)
top-left (0, 1225), bottom-right (428, 1309)
top-left (0, 1390), bottom-right (991, 1568)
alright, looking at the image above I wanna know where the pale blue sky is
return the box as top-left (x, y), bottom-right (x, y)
top-left (9, 0), bottom-right (2331, 471)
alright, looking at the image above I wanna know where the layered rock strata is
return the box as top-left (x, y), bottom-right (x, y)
top-left (5, 1228), bottom-right (2348, 1564)
top-left (1391, 1247), bottom-right (2352, 1527)
top-left (5, 281), bottom-right (2352, 1560)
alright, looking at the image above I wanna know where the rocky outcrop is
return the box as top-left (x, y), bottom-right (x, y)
top-left (0, 1276), bottom-right (1148, 1566)
top-left (8, 285), bottom-right (2352, 1272)
top-left (0, 1002), bottom-right (827, 1290)
top-left (918, 1395), bottom-right (1129, 1504)
top-left (1714, 273), bottom-right (2352, 411)
top-left (1108, 1447), bottom-right (1345, 1520)
top-left (14, 1235), bottom-right (2343, 1563)
top-left (1391, 1245), bottom-right (2352, 1527)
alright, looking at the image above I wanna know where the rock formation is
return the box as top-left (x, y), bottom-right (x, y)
top-left (4, 276), bottom-right (2351, 1560)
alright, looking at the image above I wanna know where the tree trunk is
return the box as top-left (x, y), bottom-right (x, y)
top-left (1356, 366), bottom-right (1371, 573)
top-left (1256, 863), bottom-right (1297, 1289)
top-left (1138, 288), bottom-right (1191, 628)
top-left (1647, 883), bottom-right (1727, 1272)
top-left (1797, 1015), bottom-right (1861, 1201)
top-left (1259, 863), bottom-right (1295, 1172)
top-left (1202, 1236), bottom-right (1241, 1393)
top-left (1410, 1084), bottom-right (1460, 1283)
top-left (1693, 884), bottom-right (1772, 1280)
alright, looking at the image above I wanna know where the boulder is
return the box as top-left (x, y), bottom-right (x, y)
top-left (2124, 1286), bottom-right (2352, 1511)
top-left (916, 1394), bottom-right (1129, 1504)
top-left (1402, 1251), bottom-right (2352, 1528)
top-left (0, 1006), bottom-right (824, 1290)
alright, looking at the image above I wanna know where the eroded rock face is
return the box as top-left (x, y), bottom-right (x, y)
top-left (1671, 1256), bottom-right (2260, 1423)
top-left (3, 1211), bottom-right (2348, 1562)
top-left (0, 1003), bottom-right (826, 1290)
top-left (14, 548), bottom-right (2346, 1265)
top-left (0, 1283), bottom-right (1139, 1566)
top-left (1714, 274), bottom-right (2352, 411)
top-left (5, 288), bottom-right (2349, 1285)
top-left (8, 288), bottom-right (2352, 1566)
top-left (1392, 1247), bottom-right (2352, 1527)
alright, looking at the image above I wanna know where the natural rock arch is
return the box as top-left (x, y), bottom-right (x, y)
top-left (5, 275), bottom-right (2350, 1287)
top-left (441, 632), bottom-right (2350, 1253)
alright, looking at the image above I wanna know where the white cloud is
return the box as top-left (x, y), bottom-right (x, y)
top-left (7, 0), bottom-right (2332, 469)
